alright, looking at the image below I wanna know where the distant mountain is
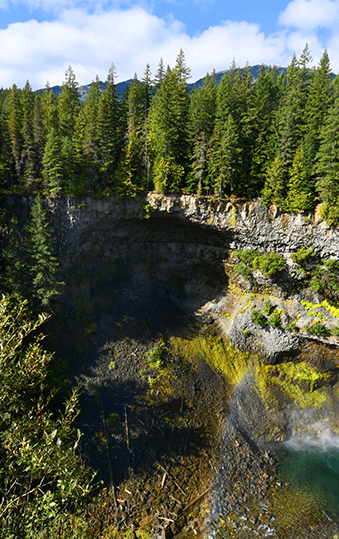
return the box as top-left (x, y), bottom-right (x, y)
top-left (40, 65), bottom-right (336, 101)
top-left (43, 78), bottom-right (134, 102)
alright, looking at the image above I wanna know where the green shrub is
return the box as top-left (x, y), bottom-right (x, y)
top-left (147, 344), bottom-right (164, 369)
top-left (108, 360), bottom-right (116, 370)
top-left (235, 262), bottom-right (251, 278)
top-left (232, 249), bottom-right (284, 276)
top-left (233, 249), bottom-right (259, 265)
top-left (270, 311), bottom-right (282, 327)
top-left (291, 247), bottom-right (316, 265)
top-left (306, 322), bottom-right (331, 338)
top-left (251, 309), bottom-right (268, 327)
top-left (253, 251), bottom-right (284, 275)
top-left (286, 321), bottom-right (299, 332)
top-left (243, 330), bottom-right (251, 337)
top-left (262, 300), bottom-right (273, 315)
top-left (322, 258), bottom-right (339, 270)
top-left (332, 325), bottom-right (339, 337)
top-left (309, 275), bottom-right (323, 293)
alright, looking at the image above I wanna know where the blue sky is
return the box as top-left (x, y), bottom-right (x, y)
top-left (1, 0), bottom-right (339, 89)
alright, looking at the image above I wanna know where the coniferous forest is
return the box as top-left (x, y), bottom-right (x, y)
top-left (1, 46), bottom-right (339, 223)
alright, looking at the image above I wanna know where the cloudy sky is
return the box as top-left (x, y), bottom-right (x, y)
top-left (0, 0), bottom-right (338, 90)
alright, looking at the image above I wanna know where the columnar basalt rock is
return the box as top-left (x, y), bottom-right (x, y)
top-left (46, 194), bottom-right (338, 259)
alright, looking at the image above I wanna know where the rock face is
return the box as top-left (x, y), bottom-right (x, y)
top-left (7, 193), bottom-right (339, 362)
top-left (40, 193), bottom-right (339, 359)
top-left (46, 193), bottom-right (339, 259)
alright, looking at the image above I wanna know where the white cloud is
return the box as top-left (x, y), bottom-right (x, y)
top-left (279, 0), bottom-right (339, 30)
top-left (0, 5), bottom-right (336, 91)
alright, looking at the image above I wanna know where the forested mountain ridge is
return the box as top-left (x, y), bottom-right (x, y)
top-left (1, 46), bottom-right (339, 224)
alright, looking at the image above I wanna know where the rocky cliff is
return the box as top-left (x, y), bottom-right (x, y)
top-left (42, 193), bottom-right (339, 363)
top-left (46, 193), bottom-right (339, 258)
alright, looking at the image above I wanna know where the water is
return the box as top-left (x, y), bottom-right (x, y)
top-left (278, 430), bottom-right (339, 518)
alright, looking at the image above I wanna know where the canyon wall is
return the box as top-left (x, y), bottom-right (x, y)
top-left (45, 193), bottom-right (339, 260)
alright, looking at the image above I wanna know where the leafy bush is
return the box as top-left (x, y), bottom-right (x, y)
top-left (232, 249), bottom-right (284, 276)
top-left (286, 321), bottom-right (299, 332)
top-left (147, 344), bottom-right (164, 369)
top-left (234, 262), bottom-right (251, 278)
top-left (332, 325), bottom-right (339, 337)
top-left (262, 300), bottom-right (273, 315)
top-left (252, 251), bottom-right (284, 275)
top-left (251, 309), bottom-right (268, 326)
top-left (310, 263), bottom-right (339, 298)
top-left (306, 322), bottom-right (331, 338)
top-left (291, 247), bottom-right (316, 265)
top-left (270, 311), bottom-right (282, 327)
top-left (233, 249), bottom-right (259, 265)
top-left (0, 297), bottom-right (94, 537)
top-left (322, 258), bottom-right (339, 271)
top-left (309, 275), bottom-right (323, 293)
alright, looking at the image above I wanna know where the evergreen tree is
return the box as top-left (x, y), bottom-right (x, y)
top-left (147, 60), bottom-right (189, 192)
top-left (261, 155), bottom-right (285, 207)
top-left (33, 93), bottom-right (45, 180)
top-left (2, 215), bottom-right (29, 301)
top-left (7, 84), bottom-right (23, 185)
top-left (154, 58), bottom-right (165, 88)
top-left (142, 62), bottom-right (153, 112)
top-left (58, 66), bottom-right (80, 139)
top-left (249, 66), bottom-right (279, 194)
top-left (188, 72), bottom-right (217, 193)
top-left (305, 50), bottom-right (333, 156)
top-left (80, 76), bottom-right (101, 190)
top-left (21, 81), bottom-right (36, 189)
top-left (275, 47), bottom-right (313, 181)
top-left (42, 128), bottom-right (63, 196)
top-left (41, 82), bottom-right (58, 136)
top-left (97, 63), bottom-right (122, 188)
top-left (0, 95), bottom-right (12, 189)
top-left (286, 144), bottom-right (315, 211)
top-left (210, 114), bottom-right (242, 196)
top-left (315, 88), bottom-right (339, 224)
top-left (118, 74), bottom-right (148, 194)
top-left (25, 194), bottom-right (62, 308)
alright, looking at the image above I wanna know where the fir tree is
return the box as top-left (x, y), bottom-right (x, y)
top-left (261, 156), bottom-right (285, 207)
top-left (42, 128), bottom-right (63, 196)
top-left (97, 63), bottom-right (122, 188)
top-left (33, 93), bottom-right (45, 181)
top-left (58, 66), bottom-right (80, 139)
top-left (305, 50), bottom-right (333, 156)
top-left (147, 63), bottom-right (189, 192)
top-left (41, 82), bottom-right (58, 136)
top-left (154, 58), bottom-right (165, 88)
top-left (188, 72), bottom-right (217, 193)
top-left (210, 114), bottom-right (242, 196)
top-left (81, 76), bottom-right (101, 190)
top-left (2, 215), bottom-right (29, 301)
top-left (249, 66), bottom-right (279, 194)
top-left (25, 194), bottom-right (62, 308)
top-left (7, 84), bottom-right (23, 185)
top-left (286, 144), bottom-right (315, 211)
top-left (21, 81), bottom-right (36, 189)
top-left (118, 74), bottom-right (147, 194)
top-left (315, 88), bottom-right (339, 223)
